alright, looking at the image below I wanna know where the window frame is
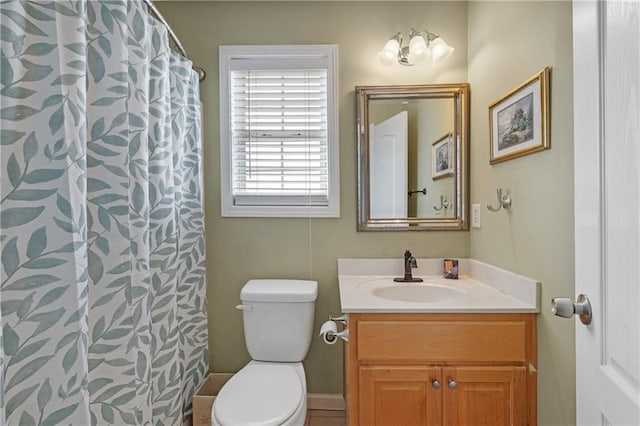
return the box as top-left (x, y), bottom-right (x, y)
top-left (219, 44), bottom-right (340, 218)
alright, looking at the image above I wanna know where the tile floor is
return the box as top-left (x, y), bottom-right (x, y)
top-left (305, 410), bottom-right (346, 426)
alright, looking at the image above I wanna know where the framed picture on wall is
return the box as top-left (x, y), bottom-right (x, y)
top-left (489, 67), bottom-right (550, 164)
top-left (432, 133), bottom-right (454, 180)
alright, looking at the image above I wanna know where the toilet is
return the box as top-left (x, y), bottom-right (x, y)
top-left (212, 279), bottom-right (318, 426)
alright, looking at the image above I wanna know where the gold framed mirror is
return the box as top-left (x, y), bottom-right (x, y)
top-left (356, 84), bottom-right (469, 231)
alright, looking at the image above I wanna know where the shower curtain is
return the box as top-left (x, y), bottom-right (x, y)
top-left (0, 1), bottom-right (208, 424)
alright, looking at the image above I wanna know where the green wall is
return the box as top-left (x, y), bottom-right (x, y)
top-left (158, 2), bottom-right (575, 424)
top-left (467, 2), bottom-right (575, 425)
top-left (157, 0), bottom-right (470, 396)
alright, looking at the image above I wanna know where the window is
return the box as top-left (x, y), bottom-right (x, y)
top-left (219, 45), bottom-right (339, 217)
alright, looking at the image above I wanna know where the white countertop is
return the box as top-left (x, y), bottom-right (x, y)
top-left (338, 258), bottom-right (540, 313)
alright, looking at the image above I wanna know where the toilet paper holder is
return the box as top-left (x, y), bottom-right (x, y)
top-left (329, 314), bottom-right (347, 325)
top-left (320, 315), bottom-right (349, 344)
top-left (320, 324), bottom-right (349, 344)
top-left (326, 328), bottom-right (349, 343)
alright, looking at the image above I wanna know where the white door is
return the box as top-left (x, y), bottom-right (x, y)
top-left (369, 111), bottom-right (408, 219)
top-left (573, 1), bottom-right (640, 424)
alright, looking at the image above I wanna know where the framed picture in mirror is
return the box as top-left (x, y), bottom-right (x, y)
top-left (432, 133), bottom-right (454, 180)
top-left (489, 67), bottom-right (550, 164)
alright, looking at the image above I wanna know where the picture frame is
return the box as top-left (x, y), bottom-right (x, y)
top-left (432, 132), bottom-right (454, 180)
top-left (489, 67), bottom-right (550, 164)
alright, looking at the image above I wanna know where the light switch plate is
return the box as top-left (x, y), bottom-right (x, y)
top-left (471, 204), bottom-right (481, 228)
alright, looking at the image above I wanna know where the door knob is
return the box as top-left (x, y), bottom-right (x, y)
top-left (551, 294), bottom-right (592, 325)
top-left (431, 379), bottom-right (441, 389)
top-left (448, 379), bottom-right (457, 389)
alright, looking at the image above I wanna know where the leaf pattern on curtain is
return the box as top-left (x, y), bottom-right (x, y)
top-left (0, 1), bottom-right (208, 425)
top-left (170, 52), bottom-right (208, 416)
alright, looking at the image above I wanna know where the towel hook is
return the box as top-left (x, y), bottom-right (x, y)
top-left (433, 195), bottom-right (450, 211)
top-left (487, 188), bottom-right (512, 212)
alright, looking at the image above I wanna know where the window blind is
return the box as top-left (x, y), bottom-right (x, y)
top-left (230, 69), bottom-right (329, 206)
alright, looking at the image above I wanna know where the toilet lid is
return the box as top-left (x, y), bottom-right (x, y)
top-left (213, 362), bottom-right (303, 426)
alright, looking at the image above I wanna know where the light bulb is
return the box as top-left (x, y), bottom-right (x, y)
top-left (430, 37), bottom-right (455, 65)
top-left (377, 38), bottom-right (400, 66)
top-left (409, 35), bottom-right (430, 64)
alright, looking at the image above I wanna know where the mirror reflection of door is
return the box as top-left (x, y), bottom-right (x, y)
top-left (369, 111), bottom-right (408, 219)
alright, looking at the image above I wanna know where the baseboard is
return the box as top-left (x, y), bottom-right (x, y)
top-left (307, 393), bottom-right (345, 411)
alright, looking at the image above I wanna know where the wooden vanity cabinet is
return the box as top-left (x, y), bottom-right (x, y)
top-left (359, 365), bottom-right (443, 426)
top-left (344, 313), bottom-right (537, 426)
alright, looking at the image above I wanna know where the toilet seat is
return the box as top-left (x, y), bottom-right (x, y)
top-left (213, 361), bottom-right (305, 426)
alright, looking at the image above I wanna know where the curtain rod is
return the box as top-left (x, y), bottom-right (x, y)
top-left (142, 0), bottom-right (206, 82)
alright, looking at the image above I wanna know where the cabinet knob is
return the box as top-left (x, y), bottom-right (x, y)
top-left (448, 378), bottom-right (457, 389)
top-left (431, 379), bottom-right (441, 389)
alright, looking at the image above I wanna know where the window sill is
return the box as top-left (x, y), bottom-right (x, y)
top-left (221, 203), bottom-right (340, 218)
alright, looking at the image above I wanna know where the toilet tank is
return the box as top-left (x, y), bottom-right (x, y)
top-left (240, 279), bottom-right (318, 362)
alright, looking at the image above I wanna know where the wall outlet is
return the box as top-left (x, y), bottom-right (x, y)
top-left (471, 204), bottom-right (481, 228)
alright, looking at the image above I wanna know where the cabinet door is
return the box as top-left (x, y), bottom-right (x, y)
top-left (442, 366), bottom-right (526, 426)
top-left (360, 366), bottom-right (442, 426)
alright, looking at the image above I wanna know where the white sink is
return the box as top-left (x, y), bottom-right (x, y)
top-left (337, 258), bottom-right (540, 313)
top-left (372, 283), bottom-right (464, 303)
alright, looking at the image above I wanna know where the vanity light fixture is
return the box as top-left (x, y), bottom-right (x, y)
top-left (377, 29), bottom-right (454, 66)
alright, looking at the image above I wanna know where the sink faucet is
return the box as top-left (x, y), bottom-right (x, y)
top-left (394, 250), bottom-right (424, 283)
